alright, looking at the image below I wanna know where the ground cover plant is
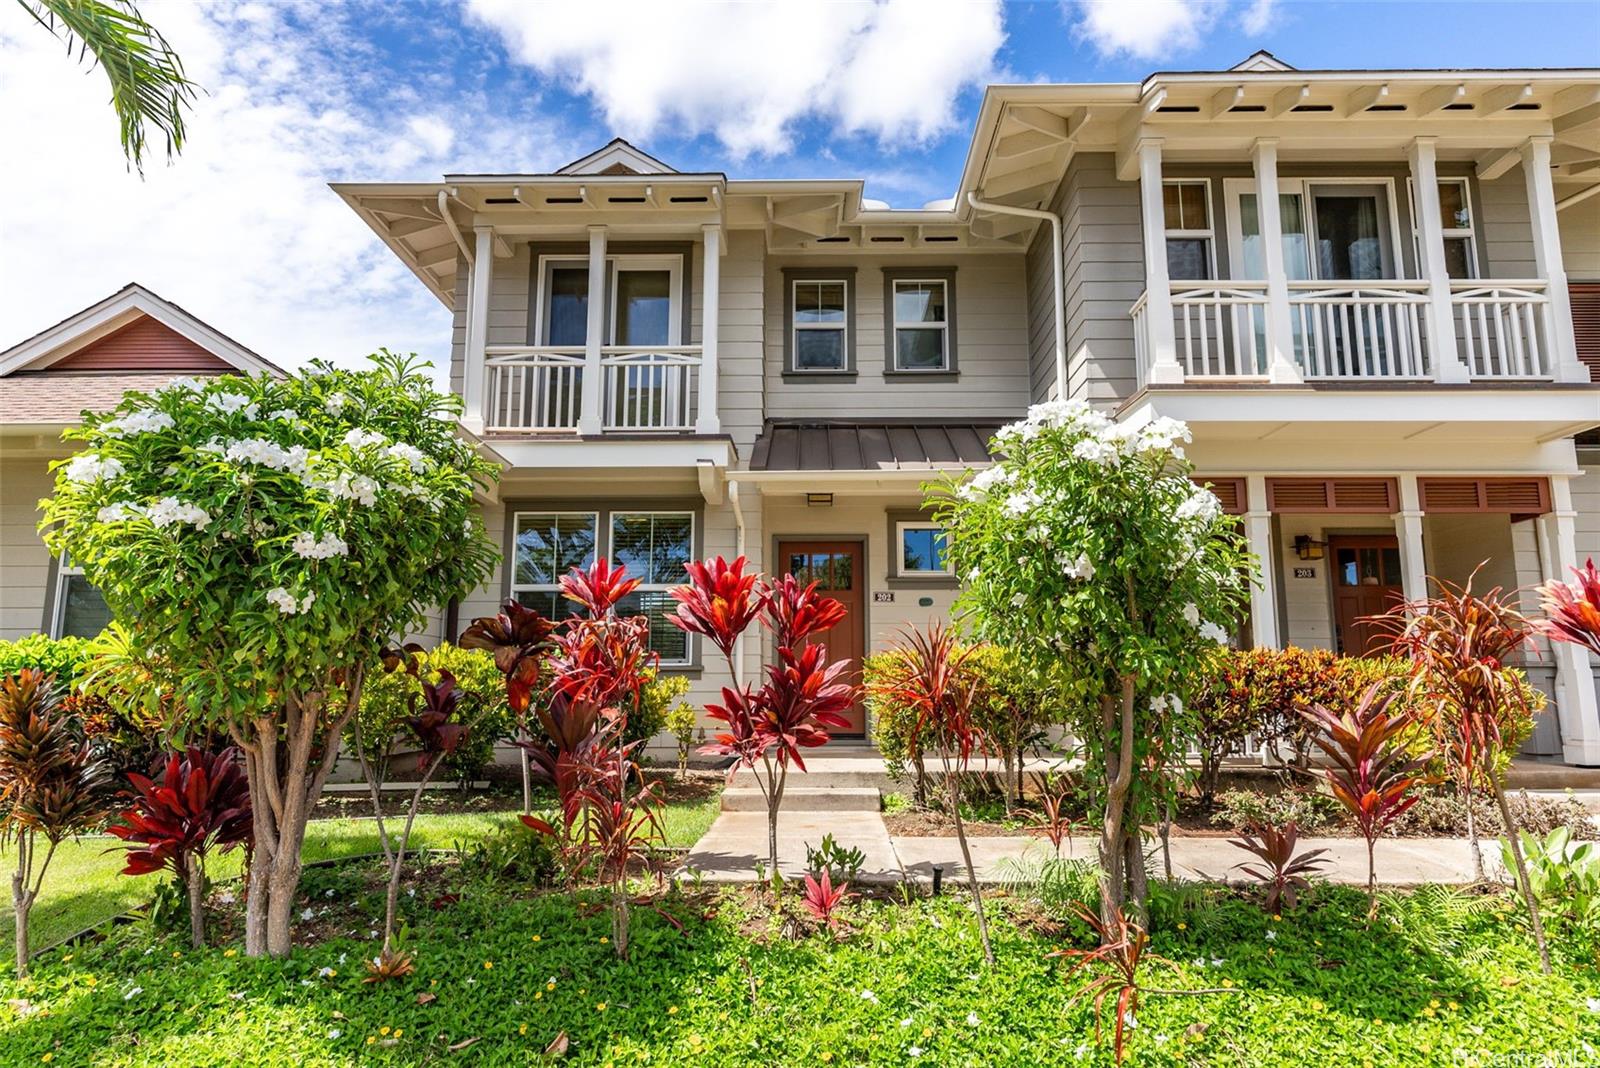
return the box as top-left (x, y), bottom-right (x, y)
top-left (3, 869), bottom-right (1597, 1067)
top-left (42, 351), bottom-right (499, 957)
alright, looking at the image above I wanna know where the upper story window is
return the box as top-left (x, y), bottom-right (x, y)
top-left (1434, 179), bottom-right (1477, 279)
top-left (510, 506), bottom-right (696, 666)
top-left (535, 253), bottom-right (683, 348)
top-left (1163, 180), bottom-right (1214, 280)
top-left (783, 267), bottom-right (856, 376)
top-left (883, 267), bottom-right (958, 375)
top-left (51, 552), bottom-right (111, 638)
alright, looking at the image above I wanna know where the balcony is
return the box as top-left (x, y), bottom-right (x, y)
top-left (1132, 279), bottom-right (1558, 385)
top-left (484, 345), bottom-right (706, 434)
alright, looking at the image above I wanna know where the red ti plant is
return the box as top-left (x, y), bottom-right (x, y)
top-left (108, 747), bottom-right (251, 947)
top-left (1049, 902), bottom-right (1162, 1065)
top-left (1299, 685), bottom-right (1434, 920)
top-left (1374, 575), bottom-right (1553, 972)
top-left (459, 600), bottom-right (557, 813)
top-left (1538, 557), bottom-right (1600, 657)
top-left (1032, 771), bottom-right (1077, 858)
top-left (669, 557), bottom-right (856, 876)
top-left (1227, 820), bottom-right (1329, 915)
top-left (801, 868), bottom-right (852, 933)
top-left (352, 668), bottom-right (473, 973)
top-left (548, 560), bottom-right (654, 713)
top-left (877, 624), bottom-right (995, 964)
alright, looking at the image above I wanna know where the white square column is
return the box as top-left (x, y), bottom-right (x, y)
top-left (1250, 140), bottom-right (1302, 384)
top-left (1244, 475), bottom-right (1281, 648)
top-left (1521, 136), bottom-right (1588, 383)
top-left (1537, 476), bottom-right (1600, 765)
top-left (1136, 139), bottom-right (1182, 384)
top-left (461, 225), bottom-right (494, 434)
top-left (1392, 475), bottom-right (1429, 606)
top-left (1407, 138), bottom-right (1469, 383)
top-left (696, 224), bottom-right (722, 435)
top-left (579, 225), bottom-right (607, 436)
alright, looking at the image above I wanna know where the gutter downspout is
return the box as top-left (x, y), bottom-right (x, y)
top-left (966, 192), bottom-right (1066, 400)
top-left (727, 478), bottom-right (747, 688)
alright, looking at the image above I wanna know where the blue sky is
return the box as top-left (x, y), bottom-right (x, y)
top-left (0, 0), bottom-right (1595, 374)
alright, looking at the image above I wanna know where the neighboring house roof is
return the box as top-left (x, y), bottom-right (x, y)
top-left (749, 420), bottom-right (1003, 472)
top-left (0, 283), bottom-right (279, 427)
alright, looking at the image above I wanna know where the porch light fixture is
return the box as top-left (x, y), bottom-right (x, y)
top-left (1293, 535), bottom-right (1327, 561)
top-left (807, 493), bottom-right (834, 507)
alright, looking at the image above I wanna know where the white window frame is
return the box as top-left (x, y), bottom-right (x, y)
top-left (1162, 179), bottom-right (1218, 280)
top-left (1406, 177), bottom-right (1478, 280)
top-left (890, 277), bottom-right (951, 371)
top-left (1222, 176), bottom-right (1406, 282)
top-left (790, 277), bottom-right (850, 373)
top-left (896, 521), bottom-right (953, 576)
top-left (50, 551), bottom-right (102, 639)
top-left (608, 510), bottom-right (696, 666)
top-left (509, 510), bottom-right (600, 613)
top-left (534, 254), bottom-right (683, 348)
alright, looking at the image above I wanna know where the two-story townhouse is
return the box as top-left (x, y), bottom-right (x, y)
top-left (337, 52), bottom-right (1600, 766)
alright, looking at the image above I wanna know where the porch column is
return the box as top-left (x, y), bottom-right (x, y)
top-left (579, 224), bottom-right (607, 436)
top-left (1244, 475), bottom-right (1281, 648)
top-left (696, 224), bottom-right (722, 435)
top-left (461, 225), bottom-right (494, 434)
top-left (1250, 140), bottom-right (1302, 383)
top-left (1136, 139), bottom-right (1182, 384)
top-left (1537, 476), bottom-right (1600, 765)
top-left (1407, 138), bottom-right (1469, 383)
top-left (1521, 136), bottom-right (1587, 383)
top-left (1392, 475), bottom-right (1429, 605)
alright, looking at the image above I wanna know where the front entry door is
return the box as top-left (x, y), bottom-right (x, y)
top-left (777, 540), bottom-right (866, 736)
top-left (1328, 535), bottom-right (1405, 657)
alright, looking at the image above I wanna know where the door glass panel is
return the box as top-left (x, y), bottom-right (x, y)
top-left (831, 552), bottom-right (852, 590)
top-left (545, 268), bottom-right (589, 345)
top-left (788, 553), bottom-right (809, 583)
top-left (1337, 548), bottom-right (1359, 587)
top-left (1381, 547), bottom-right (1402, 586)
top-left (1238, 193), bottom-right (1310, 279)
top-left (1312, 188), bottom-right (1391, 280)
top-left (614, 270), bottom-right (671, 346)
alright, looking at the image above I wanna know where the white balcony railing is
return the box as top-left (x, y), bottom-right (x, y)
top-left (1450, 280), bottom-right (1553, 379)
top-left (1135, 278), bottom-right (1557, 385)
top-left (484, 345), bottom-right (704, 433)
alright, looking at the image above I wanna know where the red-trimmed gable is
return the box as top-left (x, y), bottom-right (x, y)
top-left (49, 315), bottom-right (234, 373)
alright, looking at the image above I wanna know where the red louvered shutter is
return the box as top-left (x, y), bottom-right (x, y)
top-left (1572, 282), bottom-right (1600, 383)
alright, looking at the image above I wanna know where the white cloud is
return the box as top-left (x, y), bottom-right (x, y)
top-left (1070, 0), bottom-right (1221, 61)
top-left (1239, 0), bottom-right (1278, 35)
top-left (0, 2), bottom-right (571, 380)
top-left (465, 0), bottom-right (1005, 158)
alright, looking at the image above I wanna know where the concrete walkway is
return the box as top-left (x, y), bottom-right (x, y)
top-left (682, 815), bottom-right (1501, 887)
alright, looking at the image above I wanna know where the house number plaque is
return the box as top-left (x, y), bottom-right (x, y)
top-left (1293, 567), bottom-right (1317, 579)
top-left (873, 591), bottom-right (895, 604)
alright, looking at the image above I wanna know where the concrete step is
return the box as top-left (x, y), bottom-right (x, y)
top-left (721, 786), bottom-right (882, 813)
top-left (1507, 761), bottom-right (1600, 790)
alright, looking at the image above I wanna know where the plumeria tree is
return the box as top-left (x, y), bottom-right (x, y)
top-left (932, 401), bottom-right (1252, 928)
top-left (42, 351), bottom-right (498, 957)
top-left (670, 556), bottom-right (857, 875)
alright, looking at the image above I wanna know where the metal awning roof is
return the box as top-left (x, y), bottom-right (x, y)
top-left (748, 420), bottom-right (1004, 472)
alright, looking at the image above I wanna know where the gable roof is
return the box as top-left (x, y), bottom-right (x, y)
top-left (1231, 50), bottom-right (1296, 72)
top-left (0, 283), bottom-right (279, 379)
top-left (556, 138), bottom-right (678, 176)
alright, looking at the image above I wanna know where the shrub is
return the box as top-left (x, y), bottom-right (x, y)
top-left (1227, 821), bottom-right (1329, 914)
top-left (106, 747), bottom-right (251, 948)
top-left (632, 669), bottom-right (691, 751)
top-left (457, 816), bottom-right (558, 885)
top-left (804, 832), bottom-right (865, 882)
top-left (0, 635), bottom-right (98, 687)
top-left (663, 697), bottom-right (698, 778)
top-left (1211, 787), bottom-right (1343, 835)
top-left (352, 644), bottom-right (508, 786)
top-left (1394, 788), bottom-right (1595, 841)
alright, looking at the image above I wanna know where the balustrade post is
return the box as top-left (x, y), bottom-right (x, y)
top-left (579, 225), bottom-right (607, 435)
top-left (1251, 140), bottom-right (1302, 383)
top-left (1136, 139), bottom-right (1182, 383)
top-left (1408, 138), bottom-right (1469, 382)
top-left (697, 224), bottom-right (722, 435)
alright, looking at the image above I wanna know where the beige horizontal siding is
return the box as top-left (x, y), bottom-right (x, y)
top-left (0, 456), bottom-right (56, 639)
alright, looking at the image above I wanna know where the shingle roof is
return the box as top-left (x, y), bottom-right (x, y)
top-left (0, 371), bottom-right (232, 425)
top-left (749, 420), bottom-right (1004, 472)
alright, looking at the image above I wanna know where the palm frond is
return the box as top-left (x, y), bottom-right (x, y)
top-left (20, 0), bottom-right (200, 173)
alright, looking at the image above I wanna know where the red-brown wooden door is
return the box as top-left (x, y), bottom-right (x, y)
top-left (777, 540), bottom-right (866, 736)
top-left (1328, 535), bottom-right (1405, 657)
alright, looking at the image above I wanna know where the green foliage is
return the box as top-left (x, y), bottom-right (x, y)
top-left (352, 644), bottom-right (508, 785)
top-left (663, 698), bottom-right (698, 775)
top-left (457, 817), bottom-right (558, 886)
top-left (632, 669), bottom-right (691, 750)
top-left (1211, 787), bottom-right (1344, 835)
top-left (1395, 787), bottom-right (1596, 841)
top-left (804, 833), bottom-right (866, 882)
top-left (1502, 826), bottom-right (1600, 955)
top-left (0, 635), bottom-right (98, 687)
top-left (43, 351), bottom-right (500, 729)
top-left (1373, 884), bottom-right (1501, 967)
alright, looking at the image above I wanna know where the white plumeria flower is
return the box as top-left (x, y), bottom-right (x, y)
top-left (291, 531), bottom-right (349, 560)
top-left (1588, 997), bottom-right (1600, 1013)
top-left (318, 966), bottom-right (336, 978)
top-left (966, 1012), bottom-right (980, 1027)
top-left (65, 453), bottom-right (124, 483)
top-left (208, 392), bottom-right (255, 416)
top-left (1265, 929), bottom-right (1277, 941)
top-left (860, 990), bottom-right (878, 1004)
top-left (342, 428), bottom-right (387, 449)
top-left (228, 991), bottom-right (246, 1000)
top-left (300, 907), bottom-right (316, 921)
top-left (1210, 957), bottom-right (1224, 968)
top-left (123, 986), bottom-right (143, 1000)
top-left (383, 442), bottom-right (428, 473)
top-left (101, 409), bottom-right (175, 437)
top-left (327, 1029), bottom-right (342, 1040)
top-left (146, 497), bottom-right (211, 530)
top-left (1064, 553), bottom-right (1094, 581)
top-left (97, 502), bottom-right (143, 522)
top-left (908, 1047), bottom-right (923, 1058)
top-left (1198, 621), bottom-right (1230, 644)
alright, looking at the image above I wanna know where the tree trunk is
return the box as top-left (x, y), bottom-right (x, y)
top-left (1365, 837), bottom-right (1377, 921)
top-left (947, 763), bottom-right (993, 965)
top-left (1159, 793), bottom-right (1174, 883)
top-left (1096, 677), bottom-right (1138, 935)
top-left (612, 888), bottom-right (630, 959)
top-left (1124, 826), bottom-right (1149, 929)
top-left (1464, 793), bottom-right (1486, 882)
top-left (11, 838), bottom-right (30, 980)
top-left (186, 860), bottom-right (207, 949)
top-left (520, 739), bottom-right (532, 816)
top-left (1494, 782), bottom-right (1553, 975)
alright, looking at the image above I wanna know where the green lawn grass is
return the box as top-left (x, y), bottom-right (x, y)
top-left (2, 792), bottom-right (721, 963)
top-left (2, 876), bottom-right (1597, 1067)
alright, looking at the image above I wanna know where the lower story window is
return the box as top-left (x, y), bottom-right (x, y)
top-left (510, 508), bottom-right (695, 666)
top-left (53, 553), bottom-right (111, 638)
top-left (897, 522), bottom-right (952, 576)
